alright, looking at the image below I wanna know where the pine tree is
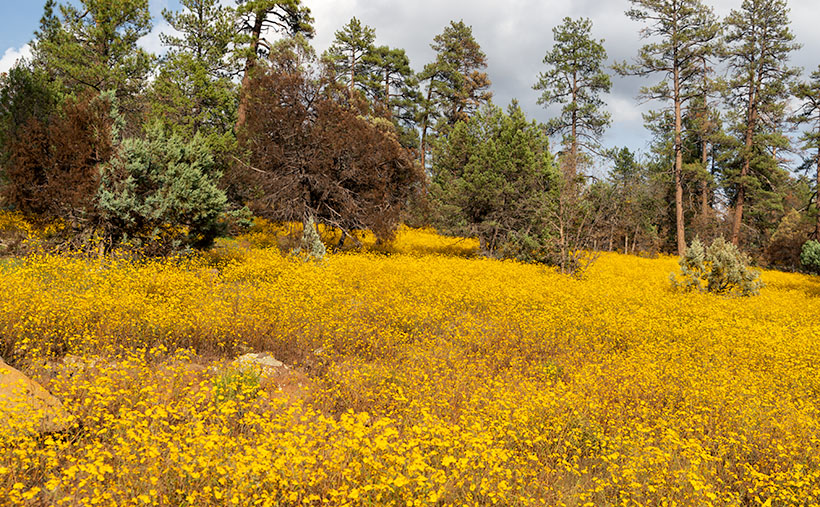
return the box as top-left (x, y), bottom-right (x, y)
top-left (361, 46), bottom-right (423, 148)
top-left (724, 0), bottom-right (801, 246)
top-left (430, 102), bottom-right (556, 258)
top-left (419, 21), bottom-right (492, 169)
top-left (792, 65), bottom-right (820, 239)
top-left (615, 0), bottom-right (720, 255)
top-left (150, 0), bottom-right (239, 138)
top-left (0, 64), bottom-right (61, 168)
top-left (324, 17), bottom-right (376, 102)
top-left (682, 27), bottom-right (723, 222)
top-left (604, 146), bottom-right (666, 254)
top-left (2, 91), bottom-right (117, 223)
top-left (534, 17), bottom-right (611, 179)
top-left (32, 0), bottom-right (154, 110)
top-left (235, 37), bottom-right (422, 242)
top-left (34, 0), bottom-right (61, 44)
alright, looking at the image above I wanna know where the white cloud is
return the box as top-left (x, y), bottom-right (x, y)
top-left (0, 44), bottom-right (32, 74)
top-left (138, 20), bottom-right (174, 56)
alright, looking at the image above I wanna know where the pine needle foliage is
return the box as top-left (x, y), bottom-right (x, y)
top-left (98, 123), bottom-right (227, 251)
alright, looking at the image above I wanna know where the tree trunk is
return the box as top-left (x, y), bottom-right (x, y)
top-left (236, 9), bottom-right (265, 130)
top-left (673, 63), bottom-right (686, 256)
top-left (349, 52), bottom-right (356, 101)
top-left (815, 148), bottom-right (820, 239)
top-left (420, 82), bottom-right (433, 169)
top-left (700, 56), bottom-right (710, 218)
top-left (732, 89), bottom-right (757, 246)
top-left (700, 138), bottom-right (709, 217)
top-left (608, 226), bottom-right (614, 251)
top-left (384, 69), bottom-right (391, 116)
top-left (570, 69), bottom-right (578, 180)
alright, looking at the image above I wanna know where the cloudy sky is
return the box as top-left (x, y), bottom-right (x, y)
top-left (2, 0), bottom-right (819, 173)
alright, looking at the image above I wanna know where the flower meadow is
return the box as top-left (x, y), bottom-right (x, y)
top-left (1, 221), bottom-right (820, 505)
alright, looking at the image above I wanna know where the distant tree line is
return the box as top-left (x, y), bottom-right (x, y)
top-left (0, 0), bottom-right (819, 272)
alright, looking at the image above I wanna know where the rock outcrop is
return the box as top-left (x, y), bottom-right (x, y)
top-left (0, 358), bottom-right (71, 437)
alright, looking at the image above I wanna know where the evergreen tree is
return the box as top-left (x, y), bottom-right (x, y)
top-left (682, 32), bottom-right (723, 223)
top-left (2, 91), bottom-right (117, 224)
top-left (361, 45), bottom-right (423, 148)
top-left (791, 65), bottom-right (820, 238)
top-left (419, 21), bottom-right (492, 168)
top-left (0, 64), bottom-right (61, 172)
top-left (723, 0), bottom-right (801, 246)
top-left (235, 37), bottom-right (422, 243)
top-left (615, 0), bottom-right (720, 255)
top-left (430, 102), bottom-right (556, 259)
top-left (32, 0), bottom-right (154, 110)
top-left (324, 17), bottom-right (376, 102)
top-left (534, 17), bottom-right (611, 179)
top-left (150, 0), bottom-right (239, 138)
top-left (602, 146), bottom-right (667, 254)
top-left (682, 91), bottom-right (724, 239)
top-left (34, 0), bottom-right (61, 44)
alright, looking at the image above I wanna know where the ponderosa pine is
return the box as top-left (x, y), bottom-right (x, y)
top-left (724, 0), bottom-right (800, 246)
top-left (615, 0), bottom-right (720, 255)
top-left (534, 17), bottom-right (611, 180)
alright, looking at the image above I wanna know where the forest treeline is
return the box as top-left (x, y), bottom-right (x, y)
top-left (1, 0), bottom-right (819, 273)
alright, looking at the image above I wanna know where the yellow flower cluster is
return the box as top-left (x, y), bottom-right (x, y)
top-left (0, 211), bottom-right (63, 253)
top-left (1, 225), bottom-right (820, 505)
top-left (238, 219), bottom-right (480, 258)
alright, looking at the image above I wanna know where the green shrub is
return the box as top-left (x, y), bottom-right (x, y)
top-left (671, 237), bottom-right (763, 296)
top-left (212, 367), bottom-right (261, 404)
top-left (98, 123), bottom-right (226, 252)
top-left (800, 240), bottom-right (820, 273)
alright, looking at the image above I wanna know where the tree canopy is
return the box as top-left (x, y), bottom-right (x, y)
top-left (534, 17), bottom-right (611, 179)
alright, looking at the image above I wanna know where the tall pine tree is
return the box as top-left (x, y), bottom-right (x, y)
top-left (32, 0), bottom-right (154, 110)
top-left (419, 20), bottom-right (491, 169)
top-left (792, 66), bottom-right (820, 239)
top-left (150, 0), bottom-right (239, 138)
top-left (235, 0), bottom-right (313, 128)
top-left (615, 0), bottom-right (720, 255)
top-left (325, 17), bottom-right (376, 102)
top-left (724, 0), bottom-right (801, 245)
top-left (684, 51), bottom-right (723, 221)
top-left (361, 46), bottom-right (422, 148)
top-left (534, 17), bottom-right (611, 180)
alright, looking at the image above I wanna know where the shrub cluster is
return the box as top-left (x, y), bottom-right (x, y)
top-left (800, 239), bottom-right (820, 273)
top-left (671, 237), bottom-right (763, 296)
top-left (0, 67), bottom-right (227, 254)
top-left (98, 123), bottom-right (227, 252)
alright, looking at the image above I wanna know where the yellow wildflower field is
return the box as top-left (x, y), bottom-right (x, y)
top-left (1, 223), bottom-right (819, 505)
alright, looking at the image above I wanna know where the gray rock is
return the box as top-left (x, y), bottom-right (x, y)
top-left (234, 353), bottom-right (287, 374)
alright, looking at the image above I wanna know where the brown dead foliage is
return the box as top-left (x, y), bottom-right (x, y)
top-left (2, 93), bottom-right (114, 227)
top-left (232, 47), bottom-right (424, 242)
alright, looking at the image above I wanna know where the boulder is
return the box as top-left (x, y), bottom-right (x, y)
top-left (0, 358), bottom-right (72, 438)
top-left (234, 353), bottom-right (286, 375)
